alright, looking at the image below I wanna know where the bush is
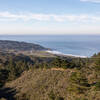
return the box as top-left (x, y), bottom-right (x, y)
top-left (68, 72), bottom-right (90, 94)
top-left (52, 57), bottom-right (69, 69)
top-left (56, 97), bottom-right (64, 100)
top-left (70, 72), bottom-right (89, 87)
top-left (94, 81), bottom-right (100, 91)
top-left (48, 91), bottom-right (56, 100)
top-left (0, 69), bottom-right (9, 87)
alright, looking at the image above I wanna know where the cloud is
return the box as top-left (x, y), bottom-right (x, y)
top-left (0, 12), bottom-right (51, 21)
top-left (80, 0), bottom-right (100, 3)
top-left (0, 11), bottom-right (100, 23)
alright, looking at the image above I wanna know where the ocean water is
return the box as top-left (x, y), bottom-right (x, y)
top-left (0, 35), bottom-right (100, 57)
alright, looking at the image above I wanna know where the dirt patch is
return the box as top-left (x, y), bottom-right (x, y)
top-left (51, 68), bottom-right (65, 71)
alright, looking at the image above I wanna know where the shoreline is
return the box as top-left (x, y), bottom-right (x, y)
top-left (46, 50), bottom-right (87, 58)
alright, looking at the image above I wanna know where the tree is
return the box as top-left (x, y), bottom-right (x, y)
top-left (68, 72), bottom-right (90, 94)
top-left (52, 57), bottom-right (62, 68)
top-left (7, 58), bottom-right (17, 80)
top-left (95, 58), bottom-right (100, 71)
top-left (70, 72), bottom-right (89, 86)
top-left (0, 69), bottom-right (9, 87)
top-left (61, 60), bottom-right (68, 69)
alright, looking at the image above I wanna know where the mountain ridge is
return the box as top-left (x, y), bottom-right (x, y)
top-left (0, 40), bottom-right (48, 52)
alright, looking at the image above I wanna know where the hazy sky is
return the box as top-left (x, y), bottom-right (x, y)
top-left (0, 0), bottom-right (100, 35)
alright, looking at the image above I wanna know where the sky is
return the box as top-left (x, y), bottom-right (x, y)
top-left (0, 0), bottom-right (100, 35)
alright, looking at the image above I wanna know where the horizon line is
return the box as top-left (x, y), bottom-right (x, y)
top-left (0, 33), bottom-right (100, 35)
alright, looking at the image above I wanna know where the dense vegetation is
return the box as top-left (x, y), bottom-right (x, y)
top-left (0, 41), bottom-right (100, 100)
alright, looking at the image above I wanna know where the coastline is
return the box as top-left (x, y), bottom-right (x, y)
top-left (46, 50), bottom-right (87, 58)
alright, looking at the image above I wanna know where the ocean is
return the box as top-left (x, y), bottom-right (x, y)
top-left (0, 35), bottom-right (100, 57)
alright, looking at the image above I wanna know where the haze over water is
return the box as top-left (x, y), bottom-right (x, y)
top-left (0, 35), bottom-right (100, 57)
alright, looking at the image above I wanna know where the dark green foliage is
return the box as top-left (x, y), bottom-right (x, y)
top-left (67, 84), bottom-right (88, 94)
top-left (0, 53), bottom-right (34, 82)
top-left (92, 52), bottom-right (100, 80)
top-left (75, 98), bottom-right (88, 100)
top-left (70, 72), bottom-right (89, 86)
top-left (56, 97), bottom-right (64, 100)
top-left (52, 57), bottom-right (70, 69)
top-left (68, 72), bottom-right (90, 94)
top-left (61, 60), bottom-right (68, 69)
top-left (16, 93), bottom-right (28, 100)
top-left (7, 58), bottom-right (31, 81)
top-left (52, 57), bottom-right (62, 68)
top-left (0, 69), bottom-right (9, 87)
top-left (94, 81), bottom-right (100, 91)
top-left (48, 91), bottom-right (56, 100)
top-left (7, 58), bottom-right (17, 80)
top-left (95, 58), bottom-right (100, 71)
top-left (51, 57), bottom-right (88, 69)
top-left (93, 53), bottom-right (100, 70)
top-left (48, 91), bottom-right (64, 100)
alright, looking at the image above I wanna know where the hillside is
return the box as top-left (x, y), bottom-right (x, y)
top-left (0, 40), bottom-right (48, 52)
top-left (5, 69), bottom-right (70, 100)
top-left (4, 66), bottom-right (100, 100)
top-left (0, 51), bottom-right (100, 100)
top-left (0, 41), bottom-right (100, 100)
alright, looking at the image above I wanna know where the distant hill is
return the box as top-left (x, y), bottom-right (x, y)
top-left (0, 40), bottom-right (48, 51)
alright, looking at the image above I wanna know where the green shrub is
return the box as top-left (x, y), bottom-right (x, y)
top-left (94, 81), bottom-right (100, 91)
top-left (75, 98), bottom-right (88, 100)
top-left (48, 91), bottom-right (56, 100)
top-left (0, 69), bottom-right (9, 87)
top-left (56, 97), bottom-right (64, 100)
top-left (68, 72), bottom-right (90, 94)
top-left (70, 72), bottom-right (89, 87)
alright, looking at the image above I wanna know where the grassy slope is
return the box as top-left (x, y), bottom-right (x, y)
top-left (1, 53), bottom-right (100, 100)
top-left (5, 68), bottom-right (100, 100)
top-left (6, 69), bottom-right (72, 100)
